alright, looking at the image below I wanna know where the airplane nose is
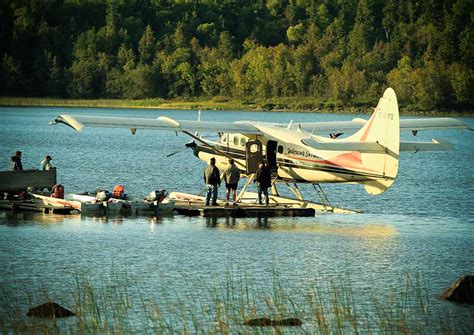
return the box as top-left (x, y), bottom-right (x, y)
top-left (185, 141), bottom-right (199, 157)
top-left (185, 141), bottom-right (197, 148)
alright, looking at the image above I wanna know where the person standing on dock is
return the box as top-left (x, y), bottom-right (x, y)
top-left (40, 155), bottom-right (53, 170)
top-left (204, 157), bottom-right (220, 206)
top-left (223, 158), bottom-right (240, 206)
top-left (11, 151), bottom-right (23, 170)
top-left (254, 161), bottom-right (272, 205)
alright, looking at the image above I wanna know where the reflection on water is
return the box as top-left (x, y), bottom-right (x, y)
top-left (205, 216), bottom-right (269, 229)
top-left (0, 211), bottom-right (81, 226)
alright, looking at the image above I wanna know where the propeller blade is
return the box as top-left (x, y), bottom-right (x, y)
top-left (166, 150), bottom-right (184, 157)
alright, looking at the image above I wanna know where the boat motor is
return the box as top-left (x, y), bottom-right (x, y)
top-left (147, 190), bottom-right (167, 204)
top-left (96, 190), bottom-right (111, 202)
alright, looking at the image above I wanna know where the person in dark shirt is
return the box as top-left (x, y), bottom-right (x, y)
top-left (11, 151), bottom-right (23, 170)
top-left (254, 160), bottom-right (272, 205)
top-left (203, 157), bottom-right (220, 206)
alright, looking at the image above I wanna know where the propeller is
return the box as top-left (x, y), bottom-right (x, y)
top-left (166, 141), bottom-right (197, 157)
top-left (166, 149), bottom-right (184, 157)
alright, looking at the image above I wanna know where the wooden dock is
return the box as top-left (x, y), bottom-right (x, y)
top-left (169, 191), bottom-right (360, 217)
top-left (174, 203), bottom-right (315, 217)
top-left (0, 199), bottom-right (75, 214)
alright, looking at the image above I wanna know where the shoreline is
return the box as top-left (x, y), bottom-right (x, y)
top-left (0, 96), bottom-right (472, 116)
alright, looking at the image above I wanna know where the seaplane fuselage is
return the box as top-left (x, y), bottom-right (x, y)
top-left (193, 125), bottom-right (385, 184)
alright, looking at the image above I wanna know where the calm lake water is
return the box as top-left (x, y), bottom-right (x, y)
top-left (0, 106), bottom-right (473, 332)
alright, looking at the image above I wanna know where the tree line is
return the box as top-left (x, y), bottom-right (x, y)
top-left (0, 0), bottom-right (472, 111)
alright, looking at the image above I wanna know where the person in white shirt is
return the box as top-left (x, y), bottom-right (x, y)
top-left (40, 155), bottom-right (53, 170)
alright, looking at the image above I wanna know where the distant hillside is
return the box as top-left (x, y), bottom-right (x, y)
top-left (0, 0), bottom-right (472, 111)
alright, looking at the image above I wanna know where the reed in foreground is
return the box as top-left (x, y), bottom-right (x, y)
top-left (0, 269), bottom-right (462, 334)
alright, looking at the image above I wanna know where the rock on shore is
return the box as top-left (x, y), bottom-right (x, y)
top-left (442, 275), bottom-right (474, 304)
top-left (243, 317), bottom-right (302, 327)
top-left (27, 302), bottom-right (75, 318)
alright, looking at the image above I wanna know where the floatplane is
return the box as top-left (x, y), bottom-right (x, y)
top-left (52, 88), bottom-right (472, 213)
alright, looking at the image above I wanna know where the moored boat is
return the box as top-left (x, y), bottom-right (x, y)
top-left (67, 189), bottom-right (175, 216)
top-left (66, 193), bottom-right (122, 215)
top-left (30, 193), bottom-right (81, 211)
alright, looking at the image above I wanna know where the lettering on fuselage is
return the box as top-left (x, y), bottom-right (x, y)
top-left (287, 147), bottom-right (321, 159)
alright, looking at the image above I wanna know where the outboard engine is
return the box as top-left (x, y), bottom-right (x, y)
top-left (147, 190), bottom-right (167, 204)
top-left (96, 190), bottom-right (111, 202)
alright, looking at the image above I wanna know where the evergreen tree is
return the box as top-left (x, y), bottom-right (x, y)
top-left (0, 0), bottom-right (470, 110)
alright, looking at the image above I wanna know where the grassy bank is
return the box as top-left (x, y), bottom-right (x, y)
top-left (0, 269), bottom-right (461, 334)
top-left (1, 96), bottom-right (472, 116)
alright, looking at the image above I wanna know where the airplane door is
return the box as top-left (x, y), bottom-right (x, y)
top-left (266, 140), bottom-right (278, 172)
top-left (245, 140), bottom-right (262, 174)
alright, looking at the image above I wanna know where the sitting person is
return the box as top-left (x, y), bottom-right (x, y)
top-left (40, 155), bottom-right (53, 170)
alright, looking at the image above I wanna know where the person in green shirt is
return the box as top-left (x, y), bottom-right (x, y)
top-left (223, 158), bottom-right (241, 206)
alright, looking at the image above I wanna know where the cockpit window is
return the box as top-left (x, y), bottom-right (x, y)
top-left (240, 137), bottom-right (246, 146)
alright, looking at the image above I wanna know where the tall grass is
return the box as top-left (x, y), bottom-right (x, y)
top-left (0, 268), bottom-right (460, 334)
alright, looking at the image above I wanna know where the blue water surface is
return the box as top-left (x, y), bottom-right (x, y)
top-left (0, 107), bottom-right (473, 332)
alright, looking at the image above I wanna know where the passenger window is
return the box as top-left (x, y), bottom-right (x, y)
top-left (240, 137), bottom-right (246, 146)
top-left (277, 145), bottom-right (283, 154)
top-left (249, 143), bottom-right (259, 153)
top-left (222, 134), bottom-right (227, 143)
top-left (233, 135), bottom-right (239, 146)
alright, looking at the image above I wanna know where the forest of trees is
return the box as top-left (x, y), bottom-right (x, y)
top-left (0, 0), bottom-right (472, 111)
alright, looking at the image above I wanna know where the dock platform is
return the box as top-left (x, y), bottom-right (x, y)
top-left (0, 199), bottom-right (75, 214)
top-left (174, 203), bottom-right (315, 217)
top-left (169, 191), bottom-right (360, 217)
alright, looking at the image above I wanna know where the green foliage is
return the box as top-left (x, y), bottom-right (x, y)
top-left (286, 23), bottom-right (305, 45)
top-left (0, 0), bottom-right (472, 110)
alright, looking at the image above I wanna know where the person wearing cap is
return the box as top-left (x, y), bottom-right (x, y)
top-left (203, 157), bottom-right (221, 206)
top-left (40, 155), bottom-right (53, 170)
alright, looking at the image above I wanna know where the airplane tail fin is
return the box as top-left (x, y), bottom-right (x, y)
top-left (348, 88), bottom-right (400, 195)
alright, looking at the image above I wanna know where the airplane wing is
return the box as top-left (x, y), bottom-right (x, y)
top-left (252, 117), bottom-right (472, 133)
top-left (53, 115), bottom-right (261, 134)
top-left (54, 114), bottom-right (470, 137)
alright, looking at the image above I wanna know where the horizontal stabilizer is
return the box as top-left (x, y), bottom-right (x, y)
top-left (301, 138), bottom-right (385, 153)
top-left (303, 137), bottom-right (453, 153)
top-left (278, 116), bottom-right (472, 134)
top-left (400, 139), bottom-right (453, 152)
